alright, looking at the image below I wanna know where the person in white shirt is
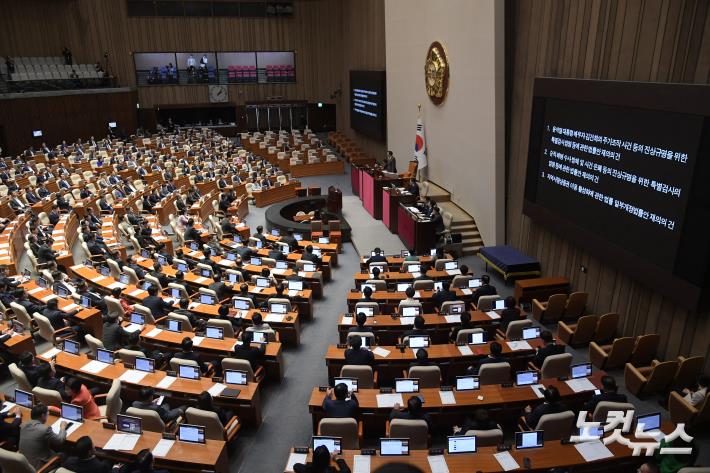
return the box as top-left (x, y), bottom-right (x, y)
top-left (683, 374), bottom-right (709, 406)
top-left (187, 54), bottom-right (196, 69)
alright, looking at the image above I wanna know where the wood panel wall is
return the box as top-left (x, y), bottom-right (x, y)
top-left (340, 0), bottom-right (387, 160)
top-left (0, 90), bottom-right (138, 154)
top-left (506, 0), bottom-right (710, 370)
top-left (0, 0), bottom-right (344, 109)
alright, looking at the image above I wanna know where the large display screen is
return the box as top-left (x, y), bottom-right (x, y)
top-left (350, 70), bottom-right (386, 141)
top-left (524, 79), bottom-right (710, 309)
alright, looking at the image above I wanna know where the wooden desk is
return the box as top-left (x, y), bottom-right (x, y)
top-left (38, 350), bottom-right (264, 427)
top-left (253, 182), bottom-right (300, 208)
top-left (324, 339), bottom-right (544, 385)
top-left (346, 289), bottom-right (475, 315)
top-left (398, 204), bottom-right (437, 255)
top-left (136, 323), bottom-right (285, 382)
top-left (514, 277), bottom-right (570, 304)
top-left (358, 255), bottom-right (435, 271)
top-left (0, 322), bottom-right (35, 355)
top-left (188, 193), bottom-right (214, 222)
top-left (289, 160), bottom-right (344, 178)
top-left (382, 187), bottom-right (417, 233)
top-left (353, 269), bottom-right (462, 287)
top-left (308, 373), bottom-right (603, 435)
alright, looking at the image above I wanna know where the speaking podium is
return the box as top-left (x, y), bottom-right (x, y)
top-left (327, 186), bottom-right (342, 213)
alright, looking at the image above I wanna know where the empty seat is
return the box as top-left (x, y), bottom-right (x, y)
top-left (624, 359), bottom-right (679, 397)
top-left (318, 418), bottom-right (360, 449)
top-left (532, 294), bottom-right (566, 324)
top-left (589, 336), bottom-right (635, 370)
top-left (629, 334), bottom-right (660, 367)
top-left (557, 314), bottom-right (599, 347)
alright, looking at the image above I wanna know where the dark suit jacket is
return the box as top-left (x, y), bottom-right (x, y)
top-left (473, 284), bottom-right (498, 305)
top-left (432, 290), bottom-right (458, 308)
top-left (232, 344), bottom-right (265, 370)
top-left (322, 395), bottom-right (359, 419)
top-left (62, 455), bottom-right (112, 473)
top-left (142, 295), bottom-right (172, 317)
top-left (468, 355), bottom-right (506, 375)
top-left (184, 226), bottom-right (202, 243)
top-left (585, 391), bottom-right (628, 414)
top-left (525, 401), bottom-right (570, 429)
top-left (365, 254), bottom-right (387, 265)
top-left (532, 343), bottom-right (565, 368)
top-left (499, 307), bottom-right (521, 332)
top-left (344, 348), bottom-right (374, 366)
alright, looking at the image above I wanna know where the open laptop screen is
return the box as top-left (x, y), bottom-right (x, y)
top-left (447, 435), bottom-right (476, 454)
top-left (312, 436), bottom-right (341, 454)
top-left (515, 431), bottom-right (544, 450)
top-left (380, 438), bottom-right (409, 456)
top-left (178, 424), bottom-right (206, 444)
top-left (116, 414), bottom-right (142, 434)
top-left (455, 376), bottom-right (480, 391)
top-left (395, 378), bottom-right (419, 393)
top-left (224, 369), bottom-right (248, 385)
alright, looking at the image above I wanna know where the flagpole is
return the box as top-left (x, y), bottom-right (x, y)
top-left (416, 104), bottom-right (422, 183)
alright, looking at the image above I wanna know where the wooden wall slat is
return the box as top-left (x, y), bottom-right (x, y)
top-left (507, 0), bottom-right (710, 371)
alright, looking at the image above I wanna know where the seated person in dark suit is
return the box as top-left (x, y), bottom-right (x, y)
top-left (454, 408), bottom-right (499, 435)
top-left (47, 205), bottom-right (61, 225)
top-left (531, 330), bottom-right (565, 368)
top-left (208, 273), bottom-right (231, 301)
top-left (409, 348), bottom-right (434, 368)
top-left (472, 274), bottom-right (497, 305)
top-left (365, 247), bottom-right (387, 266)
top-left (220, 216), bottom-right (238, 235)
top-left (347, 312), bottom-right (374, 335)
top-left (467, 341), bottom-right (505, 375)
top-left (18, 352), bottom-right (42, 387)
top-left (183, 218), bottom-right (202, 243)
top-left (141, 284), bottom-right (173, 317)
top-left (360, 285), bottom-right (374, 302)
top-left (322, 382), bottom-right (359, 419)
top-left (431, 281), bottom-right (458, 309)
top-left (131, 387), bottom-right (185, 423)
top-left (301, 245), bottom-right (322, 266)
top-left (35, 362), bottom-right (66, 395)
top-left (524, 385), bottom-right (569, 429)
top-left (124, 449), bottom-right (171, 473)
top-left (449, 311), bottom-right (474, 342)
top-left (499, 295), bottom-right (521, 333)
top-left (196, 391), bottom-right (234, 426)
top-left (585, 376), bottom-right (627, 414)
top-left (233, 330), bottom-right (266, 371)
top-left (62, 435), bottom-right (113, 473)
top-left (389, 395), bottom-right (431, 429)
top-left (401, 315), bottom-right (430, 341)
top-left (174, 337), bottom-right (210, 374)
top-left (293, 445), bottom-right (350, 473)
top-left (279, 230), bottom-right (298, 250)
top-left (252, 225), bottom-right (268, 244)
top-left (343, 335), bottom-right (374, 366)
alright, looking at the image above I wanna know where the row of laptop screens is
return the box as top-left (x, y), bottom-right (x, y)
top-left (312, 412), bottom-right (661, 455)
top-left (360, 279), bottom-right (495, 294)
top-left (331, 364), bottom-right (593, 394)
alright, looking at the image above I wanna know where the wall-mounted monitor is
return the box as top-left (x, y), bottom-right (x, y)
top-left (32, 130), bottom-right (43, 137)
top-left (524, 78), bottom-right (710, 310)
top-left (350, 70), bottom-right (386, 142)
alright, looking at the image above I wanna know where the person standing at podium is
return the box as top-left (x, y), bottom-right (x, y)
top-left (384, 151), bottom-right (397, 173)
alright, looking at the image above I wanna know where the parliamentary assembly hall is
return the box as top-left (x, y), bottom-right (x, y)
top-left (0, 1), bottom-right (709, 472)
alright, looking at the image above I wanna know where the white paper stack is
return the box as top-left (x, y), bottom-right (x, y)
top-left (494, 451), bottom-right (520, 471)
top-left (506, 340), bottom-right (533, 351)
top-left (41, 347), bottom-right (61, 359)
top-left (566, 378), bottom-right (597, 393)
top-left (128, 289), bottom-right (144, 297)
top-left (457, 345), bottom-right (473, 356)
top-left (444, 315), bottom-right (461, 324)
top-left (124, 324), bottom-right (143, 333)
top-left (341, 316), bottom-right (353, 325)
top-left (446, 269), bottom-right (461, 276)
top-left (119, 370), bottom-right (148, 383)
top-left (530, 384), bottom-right (546, 398)
top-left (399, 317), bottom-right (415, 326)
top-left (103, 433), bottom-right (140, 451)
top-left (63, 303), bottom-right (80, 312)
top-left (51, 418), bottom-right (82, 436)
top-left (439, 391), bottom-right (456, 405)
top-left (485, 311), bottom-right (501, 319)
top-left (208, 383), bottom-right (227, 396)
top-left (372, 347), bottom-right (391, 358)
top-left (428, 455), bottom-right (450, 473)
top-left (352, 455), bottom-right (371, 473)
top-left (376, 393), bottom-right (403, 408)
top-left (461, 288), bottom-right (472, 296)
top-left (152, 439), bottom-right (175, 457)
top-left (146, 328), bottom-right (163, 337)
top-left (265, 313), bottom-right (284, 323)
top-left (156, 376), bottom-right (176, 389)
top-left (287, 289), bottom-right (299, 297)
top-left (285, 453), bottom-right (307, 472)
top-left (192, 336), bottom-right (204, 346)
top-left (80, 360), bottom-right (109, 374)
top-left (574, 440), bottom-right (614, 461)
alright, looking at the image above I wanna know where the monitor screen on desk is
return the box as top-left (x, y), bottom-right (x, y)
top-left (448, 302), bottom-right (465, 314)
top-left (395, 378), bottom-right (419, 393)
top-left (135, 357), bottom-right (155, 373)
top-left (56, 285), bottom-right (70, 297)
top-left (200, 269), bottom-right (212, 278)
top-left (468, 332), bottom-right (487, 345)
top-left (61, 403), bottom-right (83, 422)
top-left (333, 377), bottom-right (358, 393)
top-left (200, 294), bottom-right (215, 305)
top-left (515, 431), bottom-right (544, 450)
top-left (380, 438), bottom-right (409, 456)
top-left (271, 303), bottom-right (288, 314)
top-left (178, 364), bottom-right (200, 380)
top-left (250, 257), bottom-right (262, 266)
top-left (141, 249), bottom-right (151, 258)
top-left (226, 252), bottom-right (237, 261)
top-left (177, 263), bottom-right (188, 272)
top-left (312, 436), bottom-right (341, 455)
top-left (494, 299), bottom-right (506, 310)
top-left (294, 233), bottom-right (303, 241)
top-left (116, 414), bottom-right (141, 434)
top-left (189, 242), bottom-right (199, 251)
top-left (275, 261), bottom-right (288, 270)
top-left (251, 331), bottom-right (268, 344)
top-left (156, 255), bottom-right (167, 266)
top-left (515, 370), bottom-right (539, 386)
top-left (256, 277), bottom-right (270, 288)
top-left (397, 283), bottom-right (412, 292)
top-left (318, 237), bottom-right (330, 244)
top-left (228, 273), bottom-right (240, 283)
top-left (401, 250), bottom-right (410, 257)
top-left (456, 376), bottom-right (480, 391)
top-left (141, 282), bottom-right (153, 291)
top-left (271, 229), bottom-right (280, 236)
top-left (99, 265), bottom-right (111, 277)
top-left (303, 263), bottom-right (316, 272)
top-left (444, 261), bottom-right (458, 271)
top-left (130, 313), bottom-right (145, 325)
top-left (571, 362), bottom-right (592, 379)
top-left (224, 369), bottom-right (248, 385)
top-left (447, 435), bottom-right (476, 454)
top-left (169, 288), bottom-right (181, 299)
top-left (233, 298), bottom-right (250, 310)
top-left (469, 278), bottom-right (482, 288)
top-left (63, 339), bottom-right (80, 355)
top-left (430, 249), bottom-right (437, 256)
top-left (288, 280), bottom-right (303, 291)
top-left (205, 326), bottom-right (224, 339)
top-left (401, 306), bottom-right (420, 317)
top-left (167, 319), bottom-right (182, 332)
top-left (408, 336), bottom-right (429, 349)
top-left (522, 327), bottom-right (540, 340)
top-left (433, 282), bottom-right (444, 291)
top-left (407, 264), bottom-right (421, 273)
top-left (14, 389), bottom-right (33, 408)
top-left (37, 277), bottom-right (48, 288)
top-left (357, 307), bottom-right (374, 317)
top-left (33, 130), bottom-right (43, 137)
top-left (637, 412), bottom-right (662, 432)
top-left (96, 348), bottom-right (114, 364)
top-left (80, 296), bottom-right (92, 308)
top-left (178, 424), bottom-right (206, 444)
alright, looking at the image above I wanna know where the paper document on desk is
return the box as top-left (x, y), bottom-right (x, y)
top-left (91, 276), bottom-right (106, 283)
top-left (156, 376), bottom-right (176, 389)
top-left (51, 418), bottom-right (82, 436)
top-left (410, 272), bottom-right (421, 278)
top-left (28, 287), bottom-right (44, 295)
top-left (353, 455), bottom-right (371, 473)
top-left (376, 393), bottom-right (403, 408)
top-left (574, 440), bottom-right (614, 461)
top-left (107, 282), bottom-right (127, 290)
top-left (439, 390), bottom-right (456, 405)
top-left (152, 439), bottom-right (175, 457)
top-left (399, 317), bottom-right (415, 325)
top-left (372, 347), bottom-right (391, 358)
top-left (446, 269), bottom-right (461, 276)
top-left (494, 451), bottom-right (520, 471)
top-left (124, 323), bottom-right (143, 333)
top-left (566, 377), bottom-right (597, 393)
top-left (530, 384), bottom-right (546, 398)
top-left (272, 268), bottom-right (287, 275)
top-left (413, 291), bottom-right (421, 298)
top-left (103, 433), bottom-right (140, 451)
top-left (444, 315), bottom-right (461, 324)
top-left (287, 290), bottom-right (299, 297)
top-left (461, 288), bottom-right (472, 295)
top-left (285, 453), bottom-right (307, 472)
top-left (119, 370), bottom-right (148, 384)
top-left (341, 316), bottom-right (353, 325)
top-left (428, 455), bottom-right (450, 473)
top-left (194, 276), bottom-right (209, 284)
top-left (506, 340), bottom-right (532, 351)
top-left (80, 360), bottom-right (109, 374)
top-left (41, 347), bottom-right (61, 359)
top-left (1, 402), bottom-right (16, 414)
top-left (252, 287), bottom-right (263, 293)
top-left (457, 345), bottom-right (473, 356)
top-left (128, 289), bottom-right (144, 297)
top-left (40, 294), bottom-right (57, 303)
top-left (208, 383), bottom-right (227, 397)
top-left (192, 336), bottom-right (204, 346)
top-left (146, 328), bottom-right (163, 337)
top-left (485, 311), bottom-right (501, 319)
top-left (265, 313), bottom-right (284, 323)
top-left (63, 303), bottom-right (80, 312)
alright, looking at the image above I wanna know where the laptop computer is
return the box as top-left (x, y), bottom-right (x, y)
top-left (312, 436), bottom-right (341, 454)
top-left (224, 369), bottom-right (248, 386)
top-left (380, 438), bottom-right (409, 456)
top-left (176, 263), bottom-right (188, 272)
top-left (14, 389), bottom-right (34, 408)
top-left (270, 303), bottom-right (288, 314)
top-left (468, 332), bottom-right (487, 345)
top-left (251, 331), bottom-right (268, 344)
top-left (63, 339), bottom-right (80, 355)
top-left (447, 435), bottom-right (476, 454)
top-left (515, 370), bottom-right (539, 386)
top-left (200, 268), bottom-right (212, 278)
top-left (275, 261), bottom-right (288, 270)
top-left (228, 272), bottom-right (240, 283)
top-left (200, 294), bottom-right (215, 305)
top-left (303, 263), bottom-right (316, 272)
top-left (397, 283), bottom-right (412, 292)
top-left (395, 378), bottom-right (419, 393)
top-left (407, 264), bottom-right (421, 273)
top-left (256, 277), bottom-right (270, 288)
top-left (468, 278), bottom-right (482, 288)
top-left (521, 327), bottom-right (541, 340)
top-left (401, 306), bottom-right (420, 317)
top-left (178, 424), bottom-right (206, 444)
top-left (80, 295), bottom-right (92, 308)
top-left (56, 285), bottom-right (70, 297)
top-left (357, 307), bottom-right (374, 317)
top-left (130, 313), bottom-right (145, 325)
top-left (455, 375), bottom-right (480, 391)
top-left (96, 348), bottom-right (114, 364)
top-left (250, 257), bottom-right (262, 266)
top-left (233, 298), bottom-right (251, 310)
top-left (205, 326), bottom-right (224, 340)
top-left (166, 319), bottom-right (182, 332)
top-left (515, 431), bottom-right (544, 450)
top-left (408, 336), bottom-right (430, 349)
top-left (135, 357), bottom-right (155, 373)
top-left (493, 299), bottom-right (506, 310)
top-left (178, 364), bottom-right (200, 380)
top-left (636, 412), bottom-right (661, 432)
top-left (333, 377), bottom-right (359, 393)
top-left (444, 261), bottom-right (458, 271)
top-left (571, 362), bottom-right (592, 379)
top-left (288, 280), bottom-right (303, 291)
